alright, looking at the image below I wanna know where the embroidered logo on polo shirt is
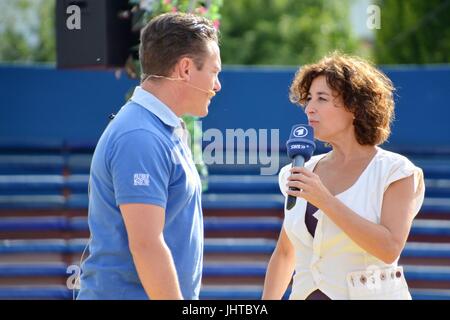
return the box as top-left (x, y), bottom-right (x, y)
top-left (134, 173), bottom-right (150, 186)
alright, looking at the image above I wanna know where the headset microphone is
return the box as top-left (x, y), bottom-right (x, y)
top-left (145, 74), bottom-right (216, 97)
top-left (184, 82), bottom-right (216, 97)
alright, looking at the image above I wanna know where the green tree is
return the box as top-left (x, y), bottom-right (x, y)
top-left (0, 0), bottom-right (55, 63)
top-left (219, 0), bottom-right (358, 65)
top-left (33, 0), bottom-right (56, 62)
top-left (374, 0), bottom-right (450, 64)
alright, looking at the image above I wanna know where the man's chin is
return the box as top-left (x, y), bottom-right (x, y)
top-left (186, 104), bottom-right (209, 118)
top-left (196, 107), bottom-right (209, 118)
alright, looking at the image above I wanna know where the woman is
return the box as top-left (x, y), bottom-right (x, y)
top-left (262, 52), bottom-right (425, 300)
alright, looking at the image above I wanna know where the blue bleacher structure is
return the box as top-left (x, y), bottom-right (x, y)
top-left (1, 141), bottom-right (450, 300)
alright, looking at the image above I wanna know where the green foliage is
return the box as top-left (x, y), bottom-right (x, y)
top-left (128, 0), bottom-right (222, 32)
top-left (34, 0), bottom-right (56, 62)
top-left (219, 0), bottom-right (358, 65)
top-left (0, 0), bottom-right (55, 63)
top-left (0, 28), bottom-right (33, 62)
top-left (374, 0), bottom-right (450, 64)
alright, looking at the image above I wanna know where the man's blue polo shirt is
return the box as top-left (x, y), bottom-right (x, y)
top-left (77, 86), bottom-right (204, 300)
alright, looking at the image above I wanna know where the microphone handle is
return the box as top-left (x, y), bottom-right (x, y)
top-left (286, 155), bottom-right (305, 210)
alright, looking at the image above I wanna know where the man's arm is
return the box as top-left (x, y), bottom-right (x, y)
top-left (120, 203), bottom-right (183, 299)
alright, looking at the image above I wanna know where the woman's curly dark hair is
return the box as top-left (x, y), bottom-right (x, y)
top-left (289, 52), bottom-right (395, 146)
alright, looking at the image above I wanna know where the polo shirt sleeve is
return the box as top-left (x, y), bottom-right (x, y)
top-left (109, 129), bottom-right (172, 208)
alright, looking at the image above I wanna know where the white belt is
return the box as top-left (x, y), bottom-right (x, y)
top-left (346, 266), bottom-right (410, 299)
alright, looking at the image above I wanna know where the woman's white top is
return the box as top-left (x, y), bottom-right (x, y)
top-left (278, 147), bottom-right (425, 300)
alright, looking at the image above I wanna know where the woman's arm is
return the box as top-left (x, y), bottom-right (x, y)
top-left (286, 167), bottom-right (417, 264)
top-left (262, 227), bottom-right (296, 299)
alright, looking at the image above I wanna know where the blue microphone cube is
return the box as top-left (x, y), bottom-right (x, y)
top-left (286, 124), bottom-right (316, 162)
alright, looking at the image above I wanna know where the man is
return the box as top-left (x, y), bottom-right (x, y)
top-left (77, 12), bottom-right (221, 300)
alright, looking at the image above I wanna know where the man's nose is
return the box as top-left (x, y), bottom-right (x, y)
top-left (214, 78), bottom-right (222, 92)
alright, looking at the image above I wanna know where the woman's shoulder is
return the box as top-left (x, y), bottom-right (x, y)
top-left (374, 148), bottom-right (425, 215)
top-left (371, 147), bottom-right (424, 191)
top-left (374, 147), bottom-right (419, 170)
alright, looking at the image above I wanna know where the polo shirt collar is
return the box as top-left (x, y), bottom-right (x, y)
top-left (130, 86), bottom-right (181, 128)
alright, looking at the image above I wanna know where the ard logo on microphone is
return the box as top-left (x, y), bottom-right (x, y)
top-left (293, 126), bottom-right (308, 138)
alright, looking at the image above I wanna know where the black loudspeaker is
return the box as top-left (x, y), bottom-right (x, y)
top-left (56, 0), bottom-right (133, 69)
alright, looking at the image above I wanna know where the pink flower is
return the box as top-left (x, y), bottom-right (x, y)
top-left (171, 7), bottom-right (177, 12)
top-left (163, 0), bottom-right (171, 4)
top-left (197, 6), bottom-right (207, 15)
top-left (213, 20), bottom-right (220, 30)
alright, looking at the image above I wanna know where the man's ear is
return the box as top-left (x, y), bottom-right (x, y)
top-left (176, 57), bottom-right (192, 80)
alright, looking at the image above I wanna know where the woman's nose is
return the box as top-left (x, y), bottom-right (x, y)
top-left (305, 102), bottom-right (315, 114)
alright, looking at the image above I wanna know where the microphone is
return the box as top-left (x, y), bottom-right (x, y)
top-left (145, 74), bottom-right (216, 97)
top-left (285, 124), bottom-right (316, 210)
top-left (184, 82), bottom-right (216, 97)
